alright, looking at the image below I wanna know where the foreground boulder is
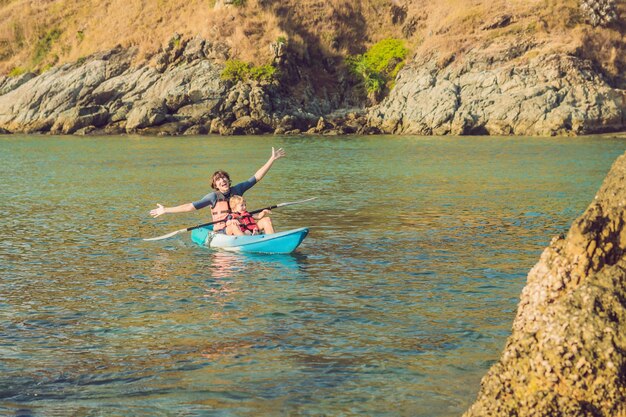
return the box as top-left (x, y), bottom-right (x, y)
top-left (465, 152), bottom-right (626, 416)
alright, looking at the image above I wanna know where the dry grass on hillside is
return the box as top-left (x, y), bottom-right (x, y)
top-left (0, 0), bottom-right (288, 73)
top-left (0, 0), bottom-right (623, 86)
top-left (577, 1), bottom-right (626, 86)
top-left (412, 0), bottom-right (582, 59)
top-left (406, 0), bottom-right (625, 86)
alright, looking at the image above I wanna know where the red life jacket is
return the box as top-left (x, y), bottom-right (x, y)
top-left (211, 192), bottom-right (230, 231)
top-left (229, 211), bottom-right (259, 233)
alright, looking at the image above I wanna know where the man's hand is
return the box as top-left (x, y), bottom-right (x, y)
top-left (271, 147), bottom-right (286, 161)
top-left (150, 204), bottom-right (166, 218)
top-left (255, 148), bottom-right (286, 182)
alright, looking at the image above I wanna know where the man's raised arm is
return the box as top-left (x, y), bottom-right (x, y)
top-left (254, 147), bottom-right (286, 182)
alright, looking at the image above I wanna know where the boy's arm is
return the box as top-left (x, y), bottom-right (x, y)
top-left (253, 209), bottom-right (271, 220)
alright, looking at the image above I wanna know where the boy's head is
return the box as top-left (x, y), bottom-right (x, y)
top-left (229, 195), bottom-right (246, 212)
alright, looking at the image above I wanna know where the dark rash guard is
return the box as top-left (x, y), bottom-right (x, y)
top-left (192, 176), bottom-right (257, 210)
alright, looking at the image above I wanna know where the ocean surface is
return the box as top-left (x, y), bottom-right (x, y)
top-left (1, 134), bottom-right (625, 416)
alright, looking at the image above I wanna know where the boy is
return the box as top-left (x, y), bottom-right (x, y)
top-left (225, 195), bottom-right (274, 236)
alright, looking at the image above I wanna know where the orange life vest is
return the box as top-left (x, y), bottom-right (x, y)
top-left (229, 211), bottom-right (259, 233)
top-left (211, 192), bottom-right (231, 231)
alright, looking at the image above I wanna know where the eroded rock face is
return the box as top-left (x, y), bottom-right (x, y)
top-left (0, 39), bottom-right (338, 136)
top-left (368, 54), bottom-right (626, 136)
top-left (0, 47), bottom-right (132, 133)
top-left (0, 72), bottom-right (37, 96)
top-left (0, 37), bottom-right (625, 136)
top-left (0, 43), bottom-right (233, 135)
top-left (464, 152), bottom-right (626, 416)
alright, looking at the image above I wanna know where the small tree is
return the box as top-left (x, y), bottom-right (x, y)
top-left (249, 64), bottom-right (277, 82)
top-left (221, 59), bottom-right (278, 83)
top-left (221, 59), bottom-right (251, 82)
top-left (346, 39), bottom-right (408, 101)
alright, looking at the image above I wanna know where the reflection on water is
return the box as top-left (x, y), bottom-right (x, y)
top-left (203, 251), bottom-right (305, 279)
top-left (0, 134), bottom-right (625, 416)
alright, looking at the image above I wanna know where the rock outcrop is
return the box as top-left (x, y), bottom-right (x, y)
top-left (0, 36), bottom-right (625, 136)
top-left (464, 152), bottom-right (626, 416)
top-left (0, 39), bottom-right (333, 136)
top-left (368, 53), bottom-right (626, 136)
top-left (0, 72), bottom-right (37, 96)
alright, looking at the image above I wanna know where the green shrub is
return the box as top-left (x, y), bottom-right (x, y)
top-left (231, 0), bottom-right (246, 6)
top-left (8, 67), bottom-right (26, 77)
top-left (221, 59), bottom-right (251, 82)
top-left (40, 63), bottom-right (55, 73)
top-left (168, 33), bottom-right (181, 49)
top-left (13, 23), bottom-right (24, 48)
top-left (33, 28), bottom-right (62, 66)
top-left (347, 38), bottom-right (408, 96)
top-left (221, 59), bottom-right (278, 83)
top-left (249, 64), bottom-right (277, 82)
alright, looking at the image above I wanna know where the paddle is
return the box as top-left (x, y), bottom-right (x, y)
top-left (143, 197), bottom-right (317, 241)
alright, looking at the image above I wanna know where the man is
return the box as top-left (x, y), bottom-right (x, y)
top-left (149, 147), bottom-right (286, 233)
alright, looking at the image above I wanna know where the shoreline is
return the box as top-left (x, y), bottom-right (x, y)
top-left (2, 124), bottom-right (626, 138)
top-left (1, 42), bottom-right (625, 138)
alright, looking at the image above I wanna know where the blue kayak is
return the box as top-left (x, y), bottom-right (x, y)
top-left (191, 225), bottom-right (309, 254)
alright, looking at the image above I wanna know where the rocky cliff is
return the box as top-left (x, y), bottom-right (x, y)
top-left (2, 42), bottom-right (624, 136)
top-left (464, 152), bottom-right (626, 416)
top-left (0, 38), bottom-right (365, 136)
top-left (0, 1), bottom-right (624, 136)
top-left (2, 35), bottom-right (625, 136)
top-left (368, 53), bottom-right (626, 136)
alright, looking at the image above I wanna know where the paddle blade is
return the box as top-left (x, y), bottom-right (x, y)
top-left (143, 228), bottom-right (186, 241)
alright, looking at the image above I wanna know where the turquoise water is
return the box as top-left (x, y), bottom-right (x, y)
top-left (1, 134), bottom-right (624, 416)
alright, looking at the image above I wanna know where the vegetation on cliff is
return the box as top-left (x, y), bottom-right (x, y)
top-left (220, 59), bottom-right (278, 83)
top-left (346, 38), bottom-right (407, 99)
top-left (0, 0), bottom-right (623, 89)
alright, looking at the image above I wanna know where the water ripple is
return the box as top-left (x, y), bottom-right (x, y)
top-left (1, 135), bottom-right (625, 416)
